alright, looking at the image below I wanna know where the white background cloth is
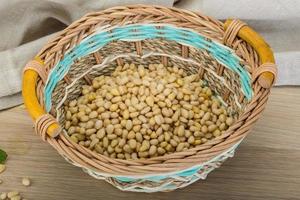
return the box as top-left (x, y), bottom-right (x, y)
top-left (0, 0), bottom-right (299, 109)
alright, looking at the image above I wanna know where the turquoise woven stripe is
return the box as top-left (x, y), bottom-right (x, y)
top-left (44, 24), bottom-right (252, 111)
top-left (113, 139), bottom-right (242, 184)
top-left (115, 165), bottom-right (201, 183)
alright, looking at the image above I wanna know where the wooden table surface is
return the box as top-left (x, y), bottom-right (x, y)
top-left (0, 87), bottom-right (299, 200)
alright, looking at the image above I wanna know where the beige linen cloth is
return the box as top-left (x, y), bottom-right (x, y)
top-left (0, 0), bottom-right (299, 110)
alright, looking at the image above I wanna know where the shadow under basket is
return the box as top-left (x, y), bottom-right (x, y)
top-left (22, 5), bottom-right (277, 192)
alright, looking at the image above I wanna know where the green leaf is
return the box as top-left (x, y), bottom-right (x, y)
top-left (0, 149), bottom-right (7, 164)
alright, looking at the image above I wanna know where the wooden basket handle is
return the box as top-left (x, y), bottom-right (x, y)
top-left (22, 57), bottom-right (60, 138)
top-left (224, 19), bottom-right (276, 88)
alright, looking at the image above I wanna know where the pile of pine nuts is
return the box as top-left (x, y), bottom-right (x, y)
top-left (64, 63), bottom-right (234, 160)
top-left (0, 191), bottom-right (24, 200)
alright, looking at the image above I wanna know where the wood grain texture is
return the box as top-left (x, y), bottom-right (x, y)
top-left (0, 87), bottom-right (299, 200)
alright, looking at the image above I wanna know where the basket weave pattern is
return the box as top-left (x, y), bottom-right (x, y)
top-left (22, 5), bottom-right (277, 192)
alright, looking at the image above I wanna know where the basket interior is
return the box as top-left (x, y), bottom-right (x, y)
top-left (50, 37), bottom-right (250, 130)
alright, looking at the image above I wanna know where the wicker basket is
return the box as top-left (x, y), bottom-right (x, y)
top-left (22, 5), bottom-right (277, 192)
